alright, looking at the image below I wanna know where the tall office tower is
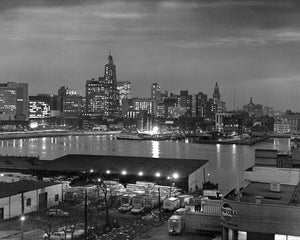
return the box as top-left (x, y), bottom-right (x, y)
top-left (103, 53), bottom-right (119, 117)
top-left (178, 90), bottom-right (192, 117)
top-left (85, 78), bottom-right (106, 116)
top-left (151, 83), bottom-right (161, 100)
top-left (197, 92), bottom-right (208, 118)
top-left (213, 82), bottom-right (221, 101)
top-left (117, 81), bottom-right (132, 106)
top-left (0, 82), bottom-right (28, 121)
top-left (85, 53), bottom-right (120, 117)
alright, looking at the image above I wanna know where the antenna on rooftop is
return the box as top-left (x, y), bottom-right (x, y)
top-left (108, 42), bottom-right (112, 55)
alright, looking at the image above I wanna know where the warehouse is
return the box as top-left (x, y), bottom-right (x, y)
top-left (41, 154), bottom-right (208, 191)
top-left (0, 180), bottom-right (63, 220)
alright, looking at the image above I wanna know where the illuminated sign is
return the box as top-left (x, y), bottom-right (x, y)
top-left (221, 203), bottom-right (237, 221)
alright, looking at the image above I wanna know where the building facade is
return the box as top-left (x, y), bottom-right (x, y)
top-left (117, 81), bottom-right (131, 106)
top-left (0, 181), bottom-right (63, 220)
top-left (0, 82), bottom-right (28, 121)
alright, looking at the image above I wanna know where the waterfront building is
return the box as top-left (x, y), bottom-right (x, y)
top-left (222, 114), bottom-right (244, 136)
top-left (0, 82), bottom-right (28, 121)
top-left (243, 97), bottom-right (263, 117)
top-left (133, 98), bottom-right (157, 115)
top-left (215, 112), bottom-right (234, 133)
top-left (221, 159), bottom-right (300, 240)
top-left (151, 83), bottom-right (161, 100)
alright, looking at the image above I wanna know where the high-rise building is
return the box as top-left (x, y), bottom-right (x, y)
top-left (151, 83), bottom-right (161, 100)
top-left (85, 53), bottom-right (119, 117)
top-left (104, 53), bottom-right (119, 117)
top-left (85, 78), bottom-right (105, 116)
top-left (177, 90), bottom-right (192, 117)
top-left (117, 81), bottom-right (131, 106)
top-left (0, 82), bottom-right (28, 121)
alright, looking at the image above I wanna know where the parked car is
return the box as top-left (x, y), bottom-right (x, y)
top-left (47, 208), bottom-right (70, 217)
top-left (42, 229), bottom-right (84, 239)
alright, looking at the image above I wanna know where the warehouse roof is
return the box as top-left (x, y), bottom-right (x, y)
top-left (42, 154), bottom-right (208, 179)
top-left (0, 180), bottom-right (60, 199)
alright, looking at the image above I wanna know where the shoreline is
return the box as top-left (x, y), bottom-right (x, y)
top-left (0, 130), bottom-right (121, 140)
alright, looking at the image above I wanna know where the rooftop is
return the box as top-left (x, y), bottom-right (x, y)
top-left (0, 180), bottom-right (60, 199)
top-left (227, 182), bottom-right (298, 206)
top-left (42, 154), bottom-right (208, 179)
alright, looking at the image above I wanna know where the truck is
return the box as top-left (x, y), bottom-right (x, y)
top-left (177, 194), bottom-right (193, 207)
top-left (167, 215), bottom-right (184, 235)
top-left (162, 197), bottom-right (180, 211)
top-left (118, 193), bottom-right (136, 212)
top-left (184, 212), bottom-right (221, 232)
top-left (130, 195), bottom-right (145, 214)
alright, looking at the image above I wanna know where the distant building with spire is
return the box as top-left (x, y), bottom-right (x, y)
top-left (213, 82), bottom-right (221, 101)
top-left (243, 97), bottom-right (263, 117)
top-left (85, 52), bottom-right (119, 117)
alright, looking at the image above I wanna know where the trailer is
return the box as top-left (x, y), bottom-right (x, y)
top-left (185, 212), bottom-right (221, 232)
top-left (162, 197), bottom-right (180, 211)
top-left (118, 193), bottom-right (136, 212)
top-left (177, 194), bottom-right (193, 207)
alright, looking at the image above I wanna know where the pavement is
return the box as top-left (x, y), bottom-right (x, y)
top-left (134, 222), bottom-right (220, 240)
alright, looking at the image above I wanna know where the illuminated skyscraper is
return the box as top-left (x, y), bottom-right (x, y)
top-left (151, 83), bottom-right (161, 100)
top-left (85, 53), bottom-right (119, 117)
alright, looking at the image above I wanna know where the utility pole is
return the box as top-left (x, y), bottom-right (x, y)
top-left (158, 187), bottom-right (161, 221)
top-left (21, 192), bottom-right (24, 240)
top-left (84, 189), bottom-right (88, 240)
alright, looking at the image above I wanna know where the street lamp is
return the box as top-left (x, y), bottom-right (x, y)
top-left (155, 173), bottom-right (162, 221)
top-left (106, 170), bottom-right (110, 174)
top-left (169, 172), bottom-right (179, 197)
top-left (20, 215), bottom-right (25, 240)
top-left (121, 170), bottom-right (127, 175)
top-left (138, 171), bottom-right (143, 176)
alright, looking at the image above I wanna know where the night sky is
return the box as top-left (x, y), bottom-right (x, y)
top-left (0, 0), bottom-right (300, 111)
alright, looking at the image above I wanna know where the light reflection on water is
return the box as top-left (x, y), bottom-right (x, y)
top-left (0, 136), bottom-right (290, 193)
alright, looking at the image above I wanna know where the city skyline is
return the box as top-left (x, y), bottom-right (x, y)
top-left (0, 0), bottom-right (300, 111)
